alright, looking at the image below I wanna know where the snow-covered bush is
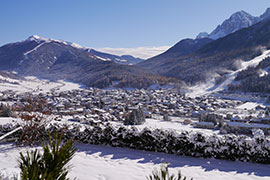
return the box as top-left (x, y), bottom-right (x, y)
top-left (0, 103), bottom-right (13, 117)
top-left (18, 113), bottom-right (48, 145)
top-left (252, 129), bottom-right (264, 138)
top-left (63, 122), bottom-right (270, 164)
top-left (2, 120), bottom-right (270, 164)
top-left (15, 97), bottom-right (58, 145)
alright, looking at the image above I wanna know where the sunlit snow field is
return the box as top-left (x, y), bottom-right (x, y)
top-left (1, 115), bottom-right (270, 180)
top-left (0, 75), bottom-right (83, 94)
top-left (1, 143), bottom-right (270, 180)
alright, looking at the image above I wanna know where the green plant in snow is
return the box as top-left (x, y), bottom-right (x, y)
top-left (18, 134), bottom-right (77, 180)
top-left (147, 164), bottom-right (192, 180)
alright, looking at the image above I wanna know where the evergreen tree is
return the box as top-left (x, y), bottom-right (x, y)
top-left (18, 134), bottom-right (77, 180)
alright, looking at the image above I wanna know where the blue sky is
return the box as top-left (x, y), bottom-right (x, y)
top-left (0, 0), bottom-right (270, 50)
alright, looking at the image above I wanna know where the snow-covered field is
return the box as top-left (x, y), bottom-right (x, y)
top-left (1, 143), bottom-right (270, 180)
top-left (236, 102), bottom-right (261, 110)
top-left (134, 118), bottom-right (220, 136)
top-left (0, 75), bottom-right (83, 94)
top-left (2, 116), bottom-right (270, 179)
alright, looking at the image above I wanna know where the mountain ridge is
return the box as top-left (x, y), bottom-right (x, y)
top-left (139, 18), bottom-right (270, 87)
top-left (0, 36), bottom-right (182, 89)
top-left (13, 35), bottom-right (143, 65)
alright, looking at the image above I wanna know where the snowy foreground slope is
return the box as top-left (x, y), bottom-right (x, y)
top-left (1, 116), bottom-right (270, 179)
top-left (0, 143), bottom-right (270, 180)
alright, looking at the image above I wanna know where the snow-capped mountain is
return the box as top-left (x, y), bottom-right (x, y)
top-left (140, 17), bottom-right (270, 92)
top-left (197, 8), bottom-right (270, 40)
top-left (25, 35), bottom-right (85, 49)
top-left (0, 35), bottom-right (179, 88)
top-left (208, 11), bottom-right (259, 40)
top-left (23, 35), bottom-right (143, 65)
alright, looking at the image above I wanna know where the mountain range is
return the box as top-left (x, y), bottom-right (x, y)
top-left (139, 18), bottom-right (270, 83)
top-left (1, 8), bottom-right (270, 92)
top-left (138, 8), bottom-right (270, 91)
top-left (0, 35), bottom-right (180, 89)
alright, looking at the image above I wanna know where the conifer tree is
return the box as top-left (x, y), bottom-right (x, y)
top-left (18, 134), bottom-right (77, 180)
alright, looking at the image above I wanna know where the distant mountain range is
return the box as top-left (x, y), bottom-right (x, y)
top-left (138, 10), bottom-right (270, 92)
top-left (0, 35), bottom-right (180, 88)
top-left (87, 49), bottom-right (143, 65)
top-left (196, 8), bottom-right (270, 40)
top-left (1, 8), bottom-right (270, 92)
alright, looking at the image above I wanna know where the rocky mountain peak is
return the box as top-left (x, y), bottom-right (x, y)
top-left (208, 10), bottom-right (258, 40)
top-left (230, 10), bottom-right (252, 19)
top-left (196, 8), bottom-right (270, 40)
top-left (260, 8), bottom-right (270, 19)
top-left (26, 35), bottom-right (49, 43)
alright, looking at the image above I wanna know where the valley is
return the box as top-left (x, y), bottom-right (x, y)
top-left (1, 4), bottom-right (270, 180)
top-left (1, 78), bottom-right (270, 179)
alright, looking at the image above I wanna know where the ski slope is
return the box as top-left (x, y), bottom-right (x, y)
top-left (187, 49), bottom-right (270, 97)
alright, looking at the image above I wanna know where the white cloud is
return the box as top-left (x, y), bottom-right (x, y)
top-left (96, 46), bottom-right (171, 59)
